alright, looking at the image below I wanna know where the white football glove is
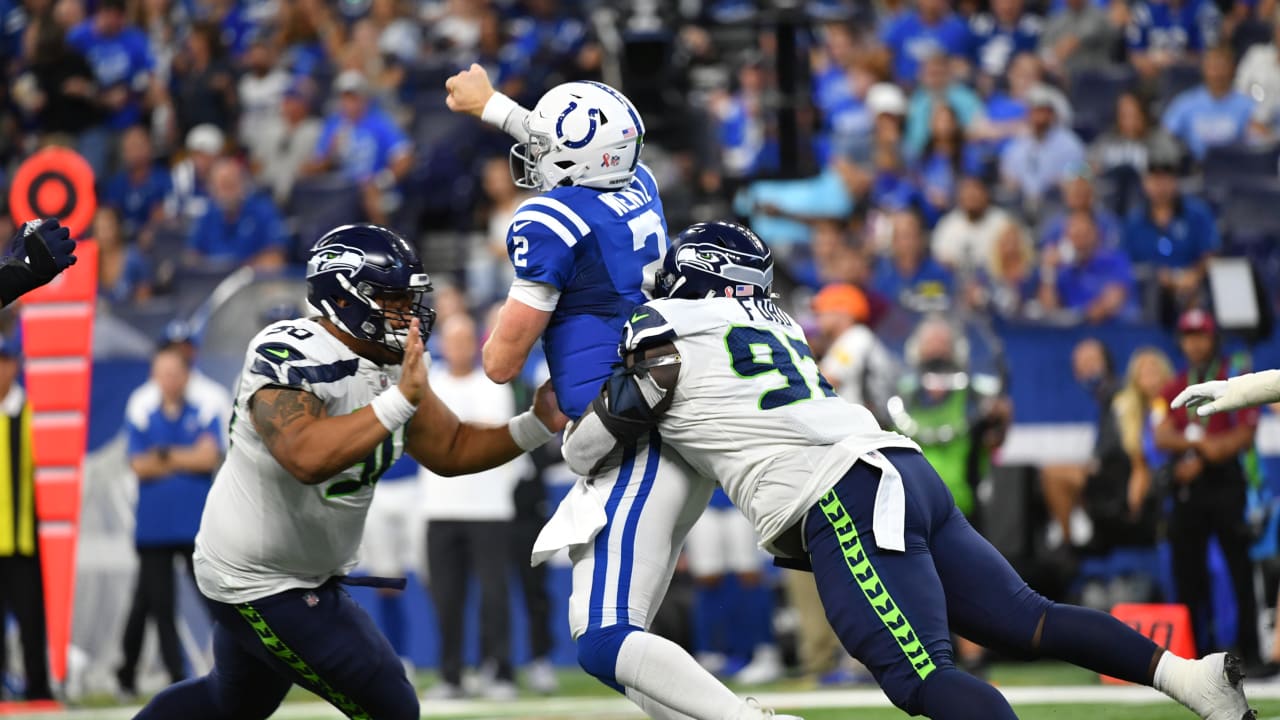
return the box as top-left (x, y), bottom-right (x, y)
top-left (1172, 369), bottom-right (1280, 417)
top-left (1171, 380), bottom-right (1230, 416)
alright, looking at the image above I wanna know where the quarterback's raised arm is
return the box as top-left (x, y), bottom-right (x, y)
top-left (406, 379), bottom-right (566, 476)
top-left (1173, 369), bottom-right (1280, 417)
top-left (445, 63), bottom-right (531, 143)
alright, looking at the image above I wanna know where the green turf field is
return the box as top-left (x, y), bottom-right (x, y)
top-left (788, 704), bottom-right (1280, 720)
top-left (17, 662), bottom-right (1278, 719)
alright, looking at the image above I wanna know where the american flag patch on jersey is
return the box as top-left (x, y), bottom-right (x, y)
top-left (735, 284), bottom-right (755, 296)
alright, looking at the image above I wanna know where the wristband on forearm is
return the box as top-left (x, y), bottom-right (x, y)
top-left (481, 92), bottom-right (529, 138)
top-left (371, 386), bottom-right (417, 432)
top-left (509, 410), bottom-right (554, 451)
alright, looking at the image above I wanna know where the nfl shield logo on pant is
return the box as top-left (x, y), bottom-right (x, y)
top-left (303, 592), bottom-right (319, 608)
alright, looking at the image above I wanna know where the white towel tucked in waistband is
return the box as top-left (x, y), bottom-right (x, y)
top-left (862, 449), bottom-right (907, 552)
top-left (530, 477), bottom-right (608, 566)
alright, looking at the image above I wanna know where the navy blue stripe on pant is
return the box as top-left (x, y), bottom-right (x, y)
top-left (135, 581), bottom-right (417, 720)
top-left (805, 448), bottom-right (1051, 715)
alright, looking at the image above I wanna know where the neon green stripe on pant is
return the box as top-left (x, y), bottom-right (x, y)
top-left (236, 603), bottom-right (373, 720)
top-left (817, 488), bottom-right (937, 680)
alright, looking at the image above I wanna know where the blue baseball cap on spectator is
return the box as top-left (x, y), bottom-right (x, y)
top-left (163, 319), bottom-right (197, 347)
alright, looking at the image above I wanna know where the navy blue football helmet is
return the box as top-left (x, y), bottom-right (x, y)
top-left (653, 222), bottom-right (773, 300)
top-left (306, 224), bottom-right (436, 353)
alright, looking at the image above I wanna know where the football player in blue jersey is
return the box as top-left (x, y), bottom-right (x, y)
top-left (447, 66), bottom-right (799, 720)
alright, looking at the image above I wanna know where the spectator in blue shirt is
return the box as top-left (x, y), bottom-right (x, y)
top-left (66, 0), bottom-right (153, 131)
top-left (166, 123), bottom-right (223, 223)
top-left (1038, 210), bottom-right (1137, 323)
top-left (508, 0), bottom-right (601, 96)
top-left (95, 206), bottom-right (153, 305)
top-left (866, 143), bottom-right (935, 224)
top-left (880, 0), bottom-right (971, 83)
top-left (1162, 46), bottom-right (1260, 161)
top-left (1126, 0), bottom-right (1219, 80)
top-left (0, 0), bottom-right (26, 65)
top-left (914, 103), bottom-right (983, 219)
top-left (1124, 157), bottom-right (1218, 304)
top-left (167, 21), bottom-right (237, 139)
top-left (1000, 84), bottom-right (1086, 209)
top-left (103, 126), bottom-right (171, 239)
top-left (873, 209), bottom-right (955, 310)
top-left (715, 56), bottom-right (780, 178)
top-left (187, 158), bottom-right (288, 269)
top-left (304, 70), bottom-right (414, 225)
top-left (905, 51), bottom-right (986, 159)
top-left (971, 52), bottom-right (1067, 159)
top-left (117, 345), bottom-right (221, 697)
top-left (1038, 167), bottom-right (1123, 248)
top-left (968, 0), bottom-right (1044, 82)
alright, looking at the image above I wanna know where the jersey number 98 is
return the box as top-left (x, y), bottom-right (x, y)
top-left (726, 326), bottom-right (838, 410)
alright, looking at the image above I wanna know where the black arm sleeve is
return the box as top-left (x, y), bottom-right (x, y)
top-left (591, 349), bottom-right (681, 446)
top-left (0, 259), bottom-right (42, 307)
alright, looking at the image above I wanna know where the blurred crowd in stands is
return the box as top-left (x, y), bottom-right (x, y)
top-left (0, 0), bottom-right (1274, 327)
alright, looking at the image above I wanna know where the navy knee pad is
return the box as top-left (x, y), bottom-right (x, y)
top-left (576, 624), bottom-right (641, 692)
top-left (915, 668), bottom-right (1018, 720)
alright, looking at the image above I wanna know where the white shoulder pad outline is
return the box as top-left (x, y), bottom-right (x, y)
top-left (510, 195), bottom-right (592, 248)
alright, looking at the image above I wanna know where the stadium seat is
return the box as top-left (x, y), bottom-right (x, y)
top-left (1202, 142), bottom-right (1280, 188)
top-left (107, 299), bottom-right (181, 346)
top-left (1156, 64), bottom-right (1203, 111)
top-left (172, 265), bottom-right (238, 317)
top-left (31, 412), bottom-right (87, 468)
top-left (20, 305), bottom-right (93, 358)
top-left (1096, 164), bottom-right (1144, 218)
top-left (1069, 66), bottom-right (1134, 141)
top-left (1221, 182), bottom-right (1280, 241)
top-left (288, 175), bottom-right (364, 256)
top-left (23, 358), bottom-right (91, 413)
top-left (34, 468), bottom-right (80, 523)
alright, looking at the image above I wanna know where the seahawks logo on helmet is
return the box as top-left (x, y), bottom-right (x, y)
top-left (307, 244), bottom-right (366, 276)
top-left (671, 243), bottom-right (772, 289)
top-left (674, 244), bottom-right (736, 274)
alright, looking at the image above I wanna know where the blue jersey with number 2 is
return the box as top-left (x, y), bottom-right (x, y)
top-left (507, 164), bottom-right (666, 418)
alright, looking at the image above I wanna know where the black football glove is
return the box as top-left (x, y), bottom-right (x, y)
top-left (0, 218), bottom-right (78, 307)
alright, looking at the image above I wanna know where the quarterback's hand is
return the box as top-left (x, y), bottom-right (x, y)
top-left (1171, 380), bottom-right (1230, 417)
top-left (9, 218), bottom-right (76, 281)
top-left (532, 380), bottom-right (569, 434)
top-left (398, 318), bottom-right (428, 405)
top-left (445, 63), bottom-right (495, 118)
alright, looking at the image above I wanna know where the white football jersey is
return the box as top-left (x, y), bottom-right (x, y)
top-left (623, 297), bottom-right (919, 552)
top-left (194, 318), bottom-right (407, 603)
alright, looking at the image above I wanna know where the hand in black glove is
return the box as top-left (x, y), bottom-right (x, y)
top-left (0, 218), bottom-right (78, 307)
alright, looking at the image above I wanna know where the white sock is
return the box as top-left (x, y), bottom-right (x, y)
top-left (1153, 652), bottom-right (1197, 706)
top-left (615, 631), bottom-right (762, 720)
top-left (625, 687), bottom-right (702, 720)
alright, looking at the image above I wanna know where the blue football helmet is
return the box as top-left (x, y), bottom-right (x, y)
top-left (653, 221), bottom-right (773, 300)
top-left (305, 224), bottom-right (436, 353)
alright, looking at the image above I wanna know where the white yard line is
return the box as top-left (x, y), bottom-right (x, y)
top-left (12, 683), bottom-right (1280, 720)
